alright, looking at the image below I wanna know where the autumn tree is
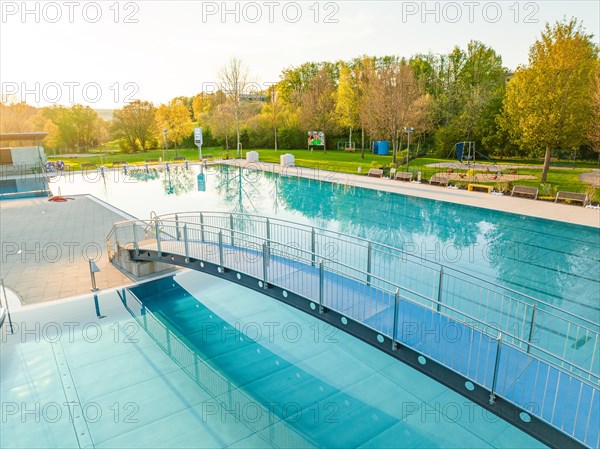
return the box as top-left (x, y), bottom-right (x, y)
top-left (0, 102), bottom-right (39, 133)
top-left (336, 63), bottom-right (360, 147)
top-left (219, 58), bottom-right (251, 156)
top-left (299, 65), bottom-right (338, 146)
top-left (503, 19), bottom-right (598, 181)
top-left (156, 99), bottom-right (194, 152)
top-left (589, 64), bottom-right (600, 154)
top-left (363, 61), bottom-right (428, 163)
top-left (111, 100), bottom-right (157, 152)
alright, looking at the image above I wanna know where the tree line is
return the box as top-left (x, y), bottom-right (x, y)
top-left (1, 19), bottom-right (598, 182)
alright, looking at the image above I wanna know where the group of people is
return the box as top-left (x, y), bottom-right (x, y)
top-left (45, 160), bottom-right (65, 172)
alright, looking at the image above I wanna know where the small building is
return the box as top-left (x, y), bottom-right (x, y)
top-left (0, 132), bottom-right (48, 172)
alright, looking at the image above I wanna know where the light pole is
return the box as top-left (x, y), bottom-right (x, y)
top-left (404, 127), bottom-right (414, 172)
top-left (163, 129), bottom-right (169, 161)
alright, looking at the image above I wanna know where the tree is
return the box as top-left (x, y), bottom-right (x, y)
top-left (299, 65), bottom-right (338, 146)
top-left (0, 101), bottom-right (39, 133)
top-left (503, 19), bottom-right (598, 182)
top-left (589, 64), bottom-right (600, 154)
top-left (111, 100), bottom-right (157, 152)
top-left (156, 99), bottom-right (194, 151)
top-left (363, 61), bottom-right (428, 163)
top-left (219, 58), bottom-right (250, 156)
top-left (335, 63), bottom-right (360, 147)
top-left (207, 102), bottom-right (237, 150)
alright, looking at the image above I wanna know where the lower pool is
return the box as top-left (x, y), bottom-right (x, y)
top-left (0, 271), bottom-right (545, 448)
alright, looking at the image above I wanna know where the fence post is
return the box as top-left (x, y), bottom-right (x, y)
top-left (266, 218), bottom-right (271, 248)
top-left (175, 214), bottom-right (181, 241)
top-left (436, 268), bottom-right (444, 312)
top-left (262, 242), bottom-right (269, 289)
top-left (489, 333), bottom-right (502, 405)
top-left (200, 212), bottom-right (205, 243)
top-left (318, 260), bottom-right (324, 314)
top-left (184, 224), bottom-right (190, 262)
top-left (230, 213), bottom-right (235, 246)
top-left (155, 221), bottom-right (162, 257)
top-left (218, 231), bottom-right (224, 269)
top-left (527, 304), bottom-right (537, 354)
top-left (133, 223), bottom-right (139, 256)
top-left (392, 288), bottom-right (400, 351)
top-left (366, 242), bottom-right (372, 286)
top-left (311, 227), bottom-right (316, 267)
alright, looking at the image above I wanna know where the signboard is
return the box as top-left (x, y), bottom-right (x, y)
top-left (308, 131), bottom-right (325, 146)
top-left (194, 127), bottom-right (203, 146)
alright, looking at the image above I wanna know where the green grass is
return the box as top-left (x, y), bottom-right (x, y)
top-left (49, 147), bottom-right (598, 203)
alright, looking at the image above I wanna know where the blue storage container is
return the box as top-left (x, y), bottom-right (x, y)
top-left (374, 141), bottom-right (389, 155)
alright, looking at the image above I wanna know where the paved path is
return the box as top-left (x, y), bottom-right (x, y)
top-left (0, 195), bottom-right (133, 305)
top-left (222, 160), bottom-right (600, 227)
top-left (580, 169), bottom-right (600, 187)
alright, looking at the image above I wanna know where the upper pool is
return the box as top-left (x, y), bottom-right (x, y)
top-left (48, 164), bottom-right (600, 320)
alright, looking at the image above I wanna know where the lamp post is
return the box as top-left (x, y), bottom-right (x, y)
top-left (404, 127), bottom-right (414, 172)
top-left (163, 129), bottom-right (169, 161)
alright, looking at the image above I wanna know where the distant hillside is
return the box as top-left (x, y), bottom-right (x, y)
top-left (95, 109), bottom-right (114, 121)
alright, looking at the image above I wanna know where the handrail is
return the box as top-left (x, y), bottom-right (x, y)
top-left (157, 211), bottom-right (600, 329)
top-left (108, 216), bottom-right (600, 385)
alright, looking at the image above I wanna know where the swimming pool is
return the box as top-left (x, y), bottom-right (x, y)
top-left (0, 177), bottom-right (50, 199)
top-left (1, 270), bottom-right (546, 448)
top-left (48, 164), bottom-right (600, 322)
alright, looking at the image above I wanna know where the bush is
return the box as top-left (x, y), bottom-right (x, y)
top-left (389, 162), bottom-right (397, 169)
top-left (539, 183), bottom-right (558, 197)
top-left (494, 181), bottom-right (513, 194)
top-left (371, 161), bottom-right (382, 169)
top-left (453, 181), bottom-right (468, 190)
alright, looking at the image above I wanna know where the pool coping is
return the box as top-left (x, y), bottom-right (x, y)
top-left (221, 160), bottom-right (600, 228)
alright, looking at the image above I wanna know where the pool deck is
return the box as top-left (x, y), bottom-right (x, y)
top-left (221, 160), bottom-right (600, 228)
top-left (0, 195), bottom-right (137, 305)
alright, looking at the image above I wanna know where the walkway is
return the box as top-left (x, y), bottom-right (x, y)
top-left (0, 195), bottom-right (133, 305)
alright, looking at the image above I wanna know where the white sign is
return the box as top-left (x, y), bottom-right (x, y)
top-left (194, 127), bottom-right (203, 146)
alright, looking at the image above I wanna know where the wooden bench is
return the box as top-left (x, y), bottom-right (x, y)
top-left (367, 168), bottom-right (383, 178)
top-left (429, 175), bottom-right (449, 187)
top-left (511, 185), bottom-right (538, 200)
top-left (145, 158), bottom-right (159, 164)
top-left (111, 160), bottom-right (127, 167)
top-left (468, 183), bottom-right (492, 194)
top-left (173, 157), bottom-right (186, 162)
top-left (555, 191), bottom-right (588, 206)
top-left (394, 171), bottom-right (413, 182)
top-left (81, 163), bottom-right (97, 170)
top-left (344, 148), bottom-right (356, 152)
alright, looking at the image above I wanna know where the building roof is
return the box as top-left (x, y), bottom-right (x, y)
top-left (0, 132), bottom-right (48, 142)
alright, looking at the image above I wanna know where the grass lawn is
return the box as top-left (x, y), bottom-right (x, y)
top-left (49, 147), bottom-right (599, 202)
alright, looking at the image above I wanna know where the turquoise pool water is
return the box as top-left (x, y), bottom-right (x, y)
top-left (50, 165), bottom-right (600, 321)
top-left (1, 271), bottom-right (546, 448)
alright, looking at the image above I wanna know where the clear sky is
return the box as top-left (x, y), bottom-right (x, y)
top-left (1, 0), bottom-right (599, 108)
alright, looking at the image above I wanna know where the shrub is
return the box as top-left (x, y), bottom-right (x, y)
top-left (539, 183), bottom-right (558, 197)
top-left (494, 181), bottom-right (513, 194)
top-left (389, 162), bottom-right (397, 169)
top-left (467, 169), bottom-right (476, 178)
top-left (453, 181), bottom-right (468, 190)
top-left (371, 161), bottom-right (382, 169)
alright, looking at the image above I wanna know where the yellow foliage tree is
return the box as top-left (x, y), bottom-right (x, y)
top-left (503, 19), bottom-right (599, 182)
top-left (156, 99), bottom-right (194, 149)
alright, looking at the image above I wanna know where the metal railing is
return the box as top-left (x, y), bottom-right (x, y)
top-left (154, 211), bottom-right (599, 376)
top-left (107, 212), bottom-right (600, 449)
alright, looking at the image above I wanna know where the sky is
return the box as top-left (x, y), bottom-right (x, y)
top-left (1, 0), bottom-right (599, 109)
